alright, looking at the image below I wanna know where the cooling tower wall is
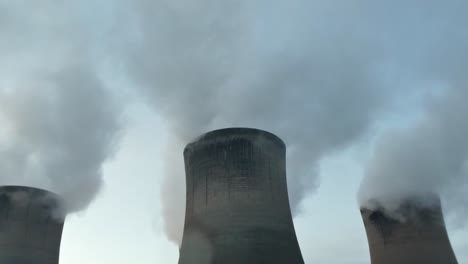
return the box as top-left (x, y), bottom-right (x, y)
top-left (0, 186), bottom-right (65, 264)
top-left (361, 198), bottom-right (458, 264)
top-left (178, 128), bottom-right (304, 264)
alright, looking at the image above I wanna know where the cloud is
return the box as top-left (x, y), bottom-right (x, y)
top-left (3, 0), bottom-right (468, 251)
top-left (0, 1), bottom-right (122, 212)
top-left (120, 0), bottom-right (468, 244)
top-left (123, 0), bottom-right (390, 243)
top-left (355, 1), bottom-right (468, 226)
top-left (358, 87), bottom-right (468, 225)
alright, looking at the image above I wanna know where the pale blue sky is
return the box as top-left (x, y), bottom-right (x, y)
top-left (1, 1), bottom-right (468, 263)
top-left (56, 102), bottom-right (468, 263)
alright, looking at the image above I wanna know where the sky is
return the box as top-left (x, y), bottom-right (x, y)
top-left (1, 1), bottom-right (468, 263)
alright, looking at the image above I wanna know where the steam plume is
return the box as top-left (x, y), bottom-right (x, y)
top-left (125, 0), bottom-right (386, 243)
top-left (121, 0), bottom-right (468, 243)
top-left (355, 1), bottom-right (468, 225)
top-left (0, 2), bottom-right (121, 212)
top-left (358, 87), bottom-right (468, 225)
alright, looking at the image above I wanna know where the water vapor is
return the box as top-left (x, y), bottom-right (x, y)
top-left (356, 1), bottom-right (468, 225)
top-left (4, 0), bottom-right (467, 250)
top-left (125, 0), bottom-right (387, 243)
top-left (358, 87), bottom-right (468, 224)
top-left (0, 1), bottom-right (121, 212)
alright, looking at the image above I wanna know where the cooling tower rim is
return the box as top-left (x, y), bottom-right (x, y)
top-left (0, 185), bottom-right (66, 219)
top-left (359, 193), bottom-right (441, 212)
top-left (0, 185), bottom-right (61, 200)
top-left (185, 127), bottom-right (285, 152)
top-left (360, 195), bottom-right (443, 224)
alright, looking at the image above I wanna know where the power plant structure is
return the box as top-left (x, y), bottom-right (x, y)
top-left (178, 128), bottom-right (304, 264)
top-left (0, 185), bottom-right (65, 264)
top-left (360, 196), bottom-right (458, 264)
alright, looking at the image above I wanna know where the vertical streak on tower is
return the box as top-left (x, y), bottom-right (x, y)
top-left (360, 197), bottom-right (458, 264)
top-left (178, 128), bottom-right (304, 264)
top-left (0, 186), bottom-right (65, 264)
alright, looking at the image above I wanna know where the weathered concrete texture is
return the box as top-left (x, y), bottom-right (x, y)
top-left (0, 186), bottom-right (65, 264)
top-left (179, 128), bottom-right (304, 264)
top-left (361, 197), bottom-right (458, 264)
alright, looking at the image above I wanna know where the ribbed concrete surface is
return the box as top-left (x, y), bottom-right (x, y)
top-left (361, 198), bottom-right (458, 264)
top-left (0, 186), bottom-right (65, 264)
top-left (179, 128), bottom-right (304, 264)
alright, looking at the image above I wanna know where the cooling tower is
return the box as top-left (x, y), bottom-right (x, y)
top-left (360, 196), bottom-right (458, 264)
top-left (0, 186), bottom-right (65, 264)
top-left (178, 128), bottom-right (304, 264)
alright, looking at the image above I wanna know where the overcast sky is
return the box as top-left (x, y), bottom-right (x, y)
top-left (1, 1), bottom-right (468, 263)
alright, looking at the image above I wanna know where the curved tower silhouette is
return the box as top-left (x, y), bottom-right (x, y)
top-left (178, 128), bottom-right (304, 264)
top-left (360, 196), bottom-right (458, 264)
top-left (0, 185), bottom-right (65, 264)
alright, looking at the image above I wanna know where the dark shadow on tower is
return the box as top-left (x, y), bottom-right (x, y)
top-left (178, 128), bottom-right (304, 264)
top-left (0, 185), bottom-right (65, 264)
top-left (360, 196), bottom-right (458, 264)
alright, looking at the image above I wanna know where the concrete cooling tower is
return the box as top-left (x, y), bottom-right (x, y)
top-left (360, 196), bottom-right (458, 264)
top-left (0, 186), bottom-right (65, 264)
top-left (178, 128), bottom-right (304, 264)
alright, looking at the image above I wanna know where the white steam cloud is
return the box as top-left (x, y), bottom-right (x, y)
top-left (0, 2), bottom-right (121, 212)
top-left (356, 1), bottom-right (468, 224)
top-left (121, 0), bottom-right (468, 243)
top-left (358, 87), bottom-right (468, 224)
top-left (2, 0), bottom-right (468, 248)
top-left (124, 0), bottom-right (386, 244)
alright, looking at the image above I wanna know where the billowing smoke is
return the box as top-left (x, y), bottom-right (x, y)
top-left (358, 87), bottom-right (468, 224)
top-left (124, 0), bottom-right (387, 244)
top-left (0, 70), bottom-right (120, 212)
top-left (0, 2), bottom-right (121, 212)
top-left (121, 0), bottom-right (468, 243)
top-left (356, 1), bottom-right (468, 224)
top-left (4, 0), bottom-right (467, 247)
